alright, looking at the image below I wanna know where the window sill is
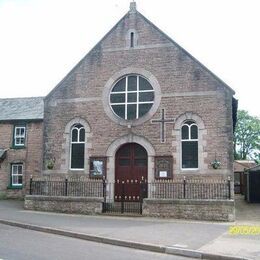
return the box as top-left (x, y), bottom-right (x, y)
top-left (181, 168), bottom-right (199, 171)
top-left (7, 185), bottom-right (23, 190)
top-left (11, 146), bottom-right (26, 150)
top-left (180, 169), bottom-right (200, 174)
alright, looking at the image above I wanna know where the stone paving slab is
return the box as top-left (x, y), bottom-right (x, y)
top-left (200, 234), bottom-right (260, 259)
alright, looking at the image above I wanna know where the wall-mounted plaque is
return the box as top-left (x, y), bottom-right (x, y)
top-left (89, 157), bottom-right (106, 179)
top-left (159, 171), bottom-right (167, 178)
top-left (155, 156), bottom-right (173, 179)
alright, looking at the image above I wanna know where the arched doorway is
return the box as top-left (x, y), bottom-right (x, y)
top-left (115, 143), bottom-right (148, 201)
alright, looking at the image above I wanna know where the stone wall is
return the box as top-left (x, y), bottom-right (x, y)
top-left (24, 195), bottom-right (103, 215)
top-left (24, 195), bottom-right (234, 221)
top-left (142, 199), bottom-right (235, 221)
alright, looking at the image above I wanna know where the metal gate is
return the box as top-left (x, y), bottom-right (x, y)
top-left (102, 179), bottom-right (147, 215)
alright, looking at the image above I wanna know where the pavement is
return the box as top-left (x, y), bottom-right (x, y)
top-left (0, 195), bottom-right (259, 260)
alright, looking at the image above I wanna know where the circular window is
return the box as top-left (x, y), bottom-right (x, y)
top-left (109, 75), bottom-right (154, 120)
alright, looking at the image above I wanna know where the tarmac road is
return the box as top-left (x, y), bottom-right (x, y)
top-left (0, 224), bottom-right (193, 260)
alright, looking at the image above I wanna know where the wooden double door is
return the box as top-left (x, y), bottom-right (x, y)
top-left (115, 143), bottom-right (148, 201)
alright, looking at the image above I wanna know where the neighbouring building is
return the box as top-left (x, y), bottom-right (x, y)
top-left (0, 97), bottom-right (43, 198)
top-left (234, 160), bottom-right (256, 194)
top-left (244, 165), bottom-right (260, 203)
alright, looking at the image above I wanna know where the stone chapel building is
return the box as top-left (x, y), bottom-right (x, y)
top-left (0, 2), bottom-right (236, 203)
top-left (44, 2), bottom-right (235, 181)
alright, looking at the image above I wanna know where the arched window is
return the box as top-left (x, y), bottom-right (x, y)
top-left (70, 124), bottom-right (85, 170)
top-left (130, 32), bottom-right (134, 48)
top-left (181, 120), bottom-right (198, 169)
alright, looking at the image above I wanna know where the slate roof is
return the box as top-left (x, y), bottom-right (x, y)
top-left (0, 97), bottom-right (44, 121)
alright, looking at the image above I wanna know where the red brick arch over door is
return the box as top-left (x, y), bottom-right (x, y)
top-left (115, 143), bottom-right (148, 201)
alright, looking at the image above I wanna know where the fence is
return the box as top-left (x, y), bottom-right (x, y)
top-left (29, 177), bottom-right (103, 197)
top-left (148, 178), bottom-right (232, 200)
top-left (29, 177), bottom-right (232, 200)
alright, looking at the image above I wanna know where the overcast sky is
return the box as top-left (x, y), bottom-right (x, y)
top-left (0, 0), bottom-right (259, 117)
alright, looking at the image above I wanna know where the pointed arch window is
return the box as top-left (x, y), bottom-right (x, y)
top-left (181, 120), bottom-right (198, 169)
top-left (70, 124), bottom-right (85, 170)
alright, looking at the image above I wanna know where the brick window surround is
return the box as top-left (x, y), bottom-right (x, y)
top-left (126, 29), bottom-right (138, 48)
top-left (13, 125), bottom-right (26, 148)
top-left (172, 112), bottom-right (208, 174)
top-left (10, 163), bottom-right (23, 188)
top-left (60, 117), bottom-right (92, 174)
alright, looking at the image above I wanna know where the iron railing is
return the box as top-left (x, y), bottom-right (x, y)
top-left (148, 178), bottom-right (232, 200)
top-left (29, 177), bottom-right (103, 197)
top-left (29, 177), bottom-right (232, 200)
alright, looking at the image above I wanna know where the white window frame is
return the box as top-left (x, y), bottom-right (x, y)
top-left (70, 124), bottom-right (85, 171)
top-left (14, 126), bottom-right (26, 146)
top-left (181, 121), bottom-right (199, 170)
top-left (109, 75), bottom-right (154, 120)
top-left (11, 164), bottom-right (23, 186)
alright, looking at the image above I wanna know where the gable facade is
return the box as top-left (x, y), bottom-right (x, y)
top-left (43, 2), bottom-right (235, 185)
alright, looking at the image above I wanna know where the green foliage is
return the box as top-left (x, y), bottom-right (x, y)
top-left (234, 110), bottom-right (260, 163)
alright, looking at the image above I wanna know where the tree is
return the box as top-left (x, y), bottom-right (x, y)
top-left (234, 110), bottom-right (260, 163)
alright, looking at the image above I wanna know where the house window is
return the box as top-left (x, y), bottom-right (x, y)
top-left (110, 75), bottom-right (154, 120)
top-left (14, 126), bottom-right (26, 147)
top-left (70, 124), bottom-right (85, 170)
top-left (181, 120), bottom-right (198, 169)
top-left (11, 163), bottom-right (23, 186)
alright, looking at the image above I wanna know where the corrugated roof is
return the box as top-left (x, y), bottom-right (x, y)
top-left (234, 160), bottom-right (257, 172)
top-left (0, 97), bottom-right (44, 121)
top-left (247, 165), bottom-right (260, 173)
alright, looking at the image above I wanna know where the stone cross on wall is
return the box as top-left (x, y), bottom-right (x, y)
top-left (151, 109), bottom-right (175, 143)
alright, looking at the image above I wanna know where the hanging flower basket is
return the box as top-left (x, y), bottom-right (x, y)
top-left (211, 159), bottom-right (221, 169)
top-left (46, 158), bottom-right (55, 170)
